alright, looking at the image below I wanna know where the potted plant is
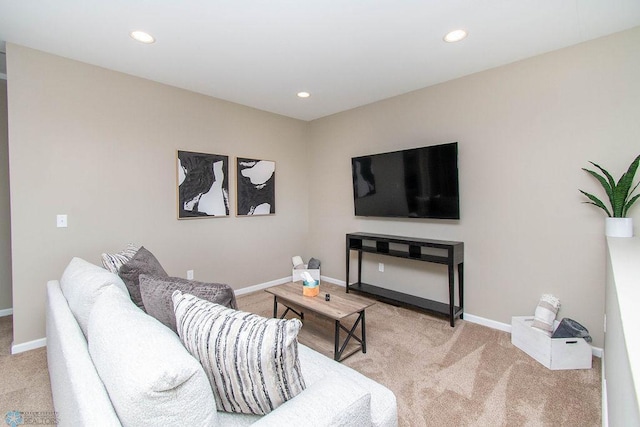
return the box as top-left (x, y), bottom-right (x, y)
top-left (580, 154), bottom-right (640, 237)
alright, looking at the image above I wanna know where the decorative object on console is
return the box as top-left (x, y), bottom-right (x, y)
top-left (177, 150), bottom-right (230, 219)
top-left (236, 157), bottom-right (275, 216)
top-left (579, 154), bottom-right (640, 237)
top-left (172, 291), bottom-right (306, 415)
top-left (118, 246), bottom-right (168, 309)
top-left (531, 294), bottom-right (560, 333)
top-left (139, 274), bottom-right (237, 333)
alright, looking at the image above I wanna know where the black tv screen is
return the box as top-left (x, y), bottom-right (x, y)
top-left (351, 142), bottom-right (459, 219)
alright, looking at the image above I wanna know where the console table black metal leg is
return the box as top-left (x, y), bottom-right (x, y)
top-left (458, 262), bottom-right (464, 320)
top-left (345, 243), bottom-right (350, 293)
top-left (448, 264), bottom-right (455, 327)
top-left (357, 251), bottom-right (362, 286)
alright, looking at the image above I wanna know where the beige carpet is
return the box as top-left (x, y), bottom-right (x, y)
top-left (0, 282), bottom-right (601, 426)
top-left (239, 282), bottom-right (601, 427)
top-left (0, 316), bottom-right (54, 417)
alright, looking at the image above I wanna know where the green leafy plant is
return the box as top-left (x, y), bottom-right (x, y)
top-left (580, 154), bottom-right (640, 217)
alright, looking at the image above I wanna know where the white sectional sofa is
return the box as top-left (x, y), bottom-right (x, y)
top-left (46, 257), bottom-right (398, 426)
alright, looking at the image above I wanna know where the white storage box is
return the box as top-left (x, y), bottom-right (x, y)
top-left (511, 316), bottom-right (592, 370)
top-left (292, 265), bottom-right (320, 282)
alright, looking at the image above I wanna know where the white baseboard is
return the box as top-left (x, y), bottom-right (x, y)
top-left (0, 308), bottom-right (13, 317)
top-left (320, 276), bottom-right (346, 286)
top-left (234, 277), bottom-right (292, 296)
top-left (12, 337), bottom-right (47, 354)
top-left (463, 313), bottom-right (512, 333)
top-left (236, 275), bottom-right (605, 358)
top-left (602, 353), bottom-right (608, 427)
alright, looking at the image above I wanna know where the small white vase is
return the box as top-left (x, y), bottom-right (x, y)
top-left (605, 217), bottom-right (634, 237)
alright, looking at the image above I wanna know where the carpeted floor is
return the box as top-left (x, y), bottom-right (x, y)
top-left (0, 281), bottom-right (601, 426)
top-left (239, 282), bottom-right (601, 427)
top-left (0, 316), bottom-right (54, 417)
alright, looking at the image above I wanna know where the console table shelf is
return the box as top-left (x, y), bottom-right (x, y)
top-left (346, 232), bottom-right (464, 326)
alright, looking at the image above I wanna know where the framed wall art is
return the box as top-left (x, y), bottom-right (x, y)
top-left (236, 157), bottom-right (275, 216)
top-left (177, 150), bottom-right (230, 219)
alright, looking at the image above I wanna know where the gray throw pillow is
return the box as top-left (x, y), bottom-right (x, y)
top-left (139, 274), bottom-right (238, 333)
top-left (118, 247), bottom-right (168, 309)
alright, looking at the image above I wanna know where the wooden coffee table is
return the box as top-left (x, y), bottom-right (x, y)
top-left (265, 282), bottom-right (375, 361)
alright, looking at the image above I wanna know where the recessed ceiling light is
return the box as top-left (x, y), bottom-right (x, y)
top-left (130, 30), bottom-right (155, 44)
top-left (444, 29), bottom-right (467, 43)
top-left (297, 92), bottom-right (311, 98)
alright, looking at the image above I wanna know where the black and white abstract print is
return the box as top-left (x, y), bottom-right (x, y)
top-left (236, 158), bottom-right (275, 216)
top-left (177, 150), bottom-right (230, 218)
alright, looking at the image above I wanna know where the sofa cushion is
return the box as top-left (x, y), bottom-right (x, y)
top-left (172, 291), bottom-right (306, 415)
top-left (88, 286), bottom-right (217, 427)
top-left (297, 344), bottom-right (398, 427)
top-left (118, 246), bottom-right (168, 309)
top-left (59, 257), bottom-right (130, 338)
top-left (139, 274), bottom-right (238, 333)
top-left (100, 243), bottom-right (140, 273)
top-left (252, 377), bottom-right (372, 426)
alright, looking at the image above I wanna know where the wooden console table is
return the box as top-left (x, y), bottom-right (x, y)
top-left (345, 232), bottom-right (464, 326)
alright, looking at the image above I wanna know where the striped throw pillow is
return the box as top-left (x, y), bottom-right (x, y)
top-left (172, 291), bottom-right (306, 415)
top-left (532, 294), bottom-right (560, 333)
top-left (101, 243), bottom-right (140, 273)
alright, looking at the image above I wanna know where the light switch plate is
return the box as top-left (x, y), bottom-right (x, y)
top-left (56, 214), bottom-right (68, 228)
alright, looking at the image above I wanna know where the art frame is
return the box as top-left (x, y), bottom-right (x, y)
top-left (177, 150), bottom-right (230, 219)
top-left (236, 157), bottom-right (276, 216)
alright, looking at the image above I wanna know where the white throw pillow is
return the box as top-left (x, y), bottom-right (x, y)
top-left (172, 290), bottom-right (306, 415)
top-left (88, 286), bottom-right (217, 427)
top-left (59, 257), bottom-right (130, 337)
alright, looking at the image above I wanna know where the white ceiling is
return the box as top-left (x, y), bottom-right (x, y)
top-left (1, 1), bottom-right (639, 121)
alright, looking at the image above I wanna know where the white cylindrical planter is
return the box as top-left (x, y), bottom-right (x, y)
top-left (605, 217), bottom-right (634, 237)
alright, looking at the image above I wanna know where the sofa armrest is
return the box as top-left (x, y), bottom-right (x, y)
top-left (251, 376), bottom-right (372, 426)
top-left (46, 280), bottom-right (122, 427)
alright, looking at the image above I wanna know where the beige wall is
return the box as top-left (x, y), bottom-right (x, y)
top-left (307, 26), bottom-right (640, 348)
top-left (6, 27), bottom-right (640, 348)
top-left (6, 44), bottom-right (309, 345)
top-left (0, 79), bottom-right (11, 311)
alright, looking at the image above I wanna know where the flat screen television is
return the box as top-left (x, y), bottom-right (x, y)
top-left (351, 142), bottom-right (459, 219)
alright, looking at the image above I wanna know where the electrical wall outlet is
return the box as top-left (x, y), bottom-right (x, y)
top-left (378, 263), bottom-right (384, 272)
top-left (187, 270), bottom-right (194, 280)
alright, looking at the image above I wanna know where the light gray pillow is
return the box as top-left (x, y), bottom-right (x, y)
top-left (118, 247), bottom-right (168, 309)
top-left (88, 286), bottom-right (218, 426)
top-left (59, 257), bottom-right (130, 337)
top-left (172, 290), bottom-right (306, 415)
top-left (139, 274), bottom-right (238, 333)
